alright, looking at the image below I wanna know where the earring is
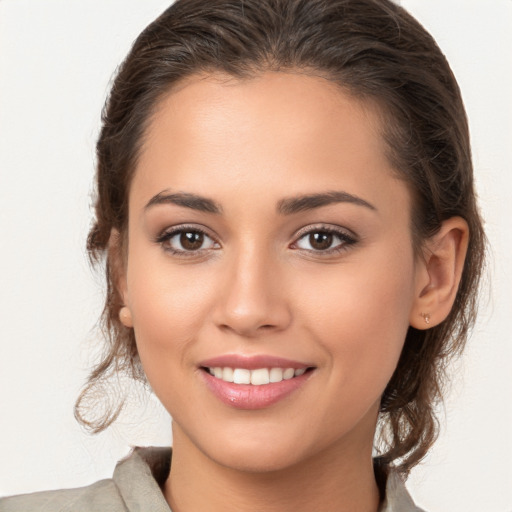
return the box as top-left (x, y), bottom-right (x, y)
top-left (119, 306), bottom-right (133, 327)
top-left (420, 312), bottom-right (431, 325)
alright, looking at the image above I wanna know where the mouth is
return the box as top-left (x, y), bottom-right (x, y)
top-left (198, 355), bottom-right (316, 409)
top-left (201, 366), bottom-right (313, 385)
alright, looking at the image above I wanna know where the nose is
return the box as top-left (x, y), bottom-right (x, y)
top-left (213, 246), bottom-right (292, 338)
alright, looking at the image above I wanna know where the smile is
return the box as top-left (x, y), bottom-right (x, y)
top-left (199, 356), bottom-right (315, 409)
top-left (205, 367), bottom-right (308, 385)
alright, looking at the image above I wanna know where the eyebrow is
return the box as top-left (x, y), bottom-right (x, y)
top-left (144, 189), bottom-right (376, 216)
top-left (277, 191), bottom-right (376, 215)
top-left (145, 191), bottom-right (223, 214)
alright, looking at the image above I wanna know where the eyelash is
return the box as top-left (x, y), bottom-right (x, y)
top-left (155, 224), bottom-right (358, 257)
top-left (291, 225), bottom-right (358, 255)
top-left (155, 225), bottom-right (219, 257)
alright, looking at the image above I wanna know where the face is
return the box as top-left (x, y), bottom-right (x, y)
top-left (120, 71), bottom-right (424, 472)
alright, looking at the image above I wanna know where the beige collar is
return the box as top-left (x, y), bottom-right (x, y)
top-left (114, 447), bottom-right (425, 512)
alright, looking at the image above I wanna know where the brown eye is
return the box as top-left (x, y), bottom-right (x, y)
top-left (294, 227), bottom-right (356, 254)
top-left (180, 231), bottom-right (204, 250)
top-left (308, 232), bottom-right (333, 250)
top-left (158, 227), bottom-right (218, 254)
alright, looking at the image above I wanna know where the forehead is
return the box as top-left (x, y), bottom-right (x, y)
top-left (131, 71), bottom-right (410, 220)
top-left (142, 71), bottom-right (383, 159)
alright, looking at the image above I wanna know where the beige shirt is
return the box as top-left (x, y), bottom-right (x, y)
top-left (0, 447), bottom-right (425, 511)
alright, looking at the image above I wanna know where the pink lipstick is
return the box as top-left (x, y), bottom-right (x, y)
top-left (199, 354), bottom-right (315, 409)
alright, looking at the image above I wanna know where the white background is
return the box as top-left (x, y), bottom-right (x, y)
top-left (0, 1), bottom-right (511, 510)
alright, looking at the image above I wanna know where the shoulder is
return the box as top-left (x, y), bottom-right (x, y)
top-left (380, 471), bottom-right (427, 512)
top-left (0, 447), bottom-right (172, 512)
top-left (0, 478), bottom-right (125, 512)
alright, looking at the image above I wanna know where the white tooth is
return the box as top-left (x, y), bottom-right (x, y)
top-left (283, 368), bottom-right (295, 380)
top-left (233, 368), bottom-right (251, 384)
top-left (222, 367), bottom-right (234, 382)
top-left (269, 368), bottom-right (284, 383)
top-left (251, 368), bottom-right (270, 386)
top-left (294, 368), bottom-right (306, 377)
top-left (213, 367), bottom-right (223, 378)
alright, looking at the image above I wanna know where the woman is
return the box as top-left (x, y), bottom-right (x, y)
top-left (0, 0), bottom-right (487, 510)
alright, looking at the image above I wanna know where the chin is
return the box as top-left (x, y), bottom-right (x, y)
top-left (181, 422), bottom-right (314, 474)
top-left (210, 442), bottom-right (308, 474)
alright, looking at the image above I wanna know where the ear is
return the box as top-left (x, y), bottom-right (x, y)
top-left (109, 228), bottom-right (133, 328)
top-left (410, 217), bottom-right (469, 329)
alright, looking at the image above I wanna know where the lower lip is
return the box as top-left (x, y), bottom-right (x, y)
top-left (200, 370), bottom-right (313, 410)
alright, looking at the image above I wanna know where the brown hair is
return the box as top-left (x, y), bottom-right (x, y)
top-left (76, 0), bottom-right (486, 475)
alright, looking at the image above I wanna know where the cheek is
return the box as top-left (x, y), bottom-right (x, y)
top-left (125, 249), bottom-right (217, 369)
top-left (297, 249), bottom-right (416, 384)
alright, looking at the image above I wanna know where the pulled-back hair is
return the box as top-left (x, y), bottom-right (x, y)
top-left (76, 0), bottom-right (485, 475)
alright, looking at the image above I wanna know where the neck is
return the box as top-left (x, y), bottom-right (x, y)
top-left (164, 424), bottom-right (381, 512)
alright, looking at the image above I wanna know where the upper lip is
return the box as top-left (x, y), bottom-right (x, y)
top-left (199, 354), bottom-right (314, 370)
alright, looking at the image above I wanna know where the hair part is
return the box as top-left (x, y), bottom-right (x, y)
top-left (76, 0), bottom-right (486, 475)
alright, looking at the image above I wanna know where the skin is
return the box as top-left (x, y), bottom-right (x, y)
top-left (116, 71), bottom-right (468, 512)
